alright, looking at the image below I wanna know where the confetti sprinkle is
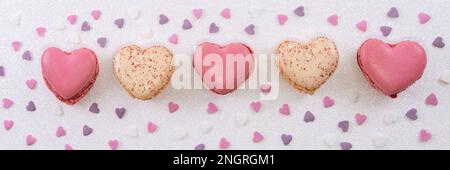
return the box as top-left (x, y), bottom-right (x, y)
top-left (3, 120), bottom-right (14, 131)
top-left (405, 108), bottom-right (418, 121)
top-left (419, 129), bottom-right (432, 142)
top-left (356, 20), bottom-right (367, 32)
top-left (147, 121), bottom-right (158, 133)
top-left (168, 34), bottom-right (178, 45)
top-left (281, 134), bottom-right (292, 145)
top-left (0, 66), bottom-right (4, 77)
top-left (355, 113), bottom-right (367, 125)
top-left (425, 93), bottom-right (438, 106)
top-left (278, 104), bottom-right (290, 116)
top-left (192, 9), bottom-right (203, 19)
top-left (209, 23), bottom-right (219, 33)
top-left (25, 79), bottom-right (36, 89)
top-left (244, 24), bottom-right (255, 35)
top-left (250, 101), bottom-right (261, 113)
top-left (36, 27), bottom-right (46, 37)
top-left (322, 134), bottom-right (338, 148)
top-left (252, 131), bottom-right (264, 143)
top-left (327, 14), bottom-right (338, 26)
top-left (387, 7), bottom-right (399, 18)
top-left (159, 14), bottom-right (169, 25)
top-left (182, 19), bottom-right (192, 30)
top-left (91, 10), bottom-right (102, 20)
top-left (56, 126), bottom-right (66, 137)
top-left (277, 14), bottom-right (288, 25)
top-left (97, 37), bottom-right (107, 48)
top-left (114, 18), bottom-right (125, 29)
top-left (260, 84), bottom-right (271, 93)
top-left (432, 36), bottom-right (445, 48)
top-left (168, 101), bottom-right (179, 113)
top-left (340, 142), bottom-right (352, 150)
top-left (81, 21), bottom-right (91, 31)
top-left (303, 111), bottom-right (315, 123)
top-left (109, 139), bottom-right (119, 150)
top-left (89, 103), bottom-right (100, 113)
top-left (26, 135), bottom-right (36, 146)
top-left (294, 6), bottom-right (305, 17)
top-left (2, 98), bottom-right (13, 109)
top-left (338, 120), bottom-right (349, 132)
top-left (67, 15), bottom-right (77, 25)
top-left (11, 41), bottom-right (22, 52)
top-left (323, 96), bottom-right (335, 108)
top-left (83, 125), bottom-right (93, 136)
top-left (418, 12), bottom-right (431, 24)
top-left (26, 101), bottom-right (36, 112)
top-left (115, 107), bottom-right (126, 119)
top-left (194, 144), bottom-right (205, 150)
top-left (380, 26), bottom-right (392, 37)
top-left (22, 50), bottom-right (32, 61)
top-left (219, 137), bottom-right (230, 149)
top-left (220, 8), bottom-right (231, 19)
top-left (371, 133), bottom-right (388, 148)
top-left (439, 70), bottom-right (450, 84)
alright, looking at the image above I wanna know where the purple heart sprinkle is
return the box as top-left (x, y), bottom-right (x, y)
top-left (387, 7), bottom-right (399, 18)
top-left (22, 50), bottom-right (32, 61)
top-left (114, 18), bottom-right (125, 29)
top-left (26, 101), bottom-right (36, 112)
top-left (81, 21), bottom-right (91, 31)
top-left (0, 66), bottom-right (4, 77)
top-left (89, 103), bottom-right (100, 113)
top-left (209, 23), bottom-right (219, 33)
top-left (115, 107), bottom-right (126, 119)
top-left (182, 19), bottom-right (192, 30)
top-left (304, 111), bottom-right (315, 123)
top-left (159, 14), bottom-right (169, 25)
top-left (338, 120), bottom-right (349, 132)
top-left (194, 144), bottom-right (205, 150)
top-left (294, 6), bottom-right (305, 17)
top-left (380, 26), bottom-right (392, 37)
top-left (244, 24), bottom-right (255, 35)
top-left (97, 37), bottom-right (107, 48)
top-left (405, 108), bottom-right (418, 121)
top-left (83, 125), bottom-right (93, 136)
top-left (340, 142), bottom-right (352, 150)
top-left (281, 134), bottom-right (292, 145)
top-left (433, 36), bottom-right (445, 48)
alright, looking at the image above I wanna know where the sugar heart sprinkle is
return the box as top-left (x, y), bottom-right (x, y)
top-left (97, 37), bottom-right (107, 48)
top-left (279, 104), bottom-right (290, 116)
top-left (281, 134), bottom-right (292, 145)
top-left (2, 98), bottom-right (13, 109)
top-left (89, 103), bottom-right (100, 113)
top-left (25, 79), bottom-right (37, 89)
top-left (114, 18), bottom-right (125, 29)
top-left (81, 21), bottom-right (91, 31)
top-left (304, 111), bottom-right (315, 123)
top-left (182, 19), bottom-right (192, 30)
top-left (115, 107), bottom-right (126, 119)
top-left (355, 113), bottom-right (367, 125)
top-left (22, 50), bottom-right (32, 61)
top-left (209, 23), bottom-right (219, 33)
top-left (387, 7), bottom-right (399, 18)
top-left (432, 37), bottom-right (445, 48)
top-left (3, 120), bottom-right (14, 131)
top-left (340, 142), bottom-right (352, 150)
top-left (418, 12), bottom-right (431, 24)
top-left (67, 15), bottom-right (77, 25)
top-left (36, 27), bottom-right (46, 37)
top-left (147, 121), bottom-right (158, 133)
top-left (323, 96), bottom-right (335, 108)
top-left (91, 10), bottom-right (102, 20)
top-left (327, 14), bottom-right (338, 26)
top-left (194, 144), bottom-right (205, 150)
top-left (220, 8), bottom-right (231, 19)
top-left (405, 108), bottom-right (418, 121)
top-left (11, 41), bottom-right (22, 52)
top-left (219, 137), bottom-right (230, 149)
top-left (56, 126), bottom-right (66, 137)
top-left (207, 102), bottom-right (218, 114)
top-left (250, 101), bottom-right (261, 113)
top-left (168, 34), bottom-right (178, 44)
top-left (252, 131), bottom-right (264, 143)
top-left (380, 26), bottom-right (392, 37)
top-left (338, 120), bottom-right (349, 132)
top-left (294, 6), bottom-right (305, 17)
top-left (260, 84), bottom-right (271, 93)
top-left (26, 135), bottom-right (36, 146)
top-left (277, 14), bottom-right (288, 25)
top-left (26, 101), bottom-right (36, 112)
top-left (356, 20), bottom-right (367, 32)
top-left (168, 101), bottom-right (179, 113)
top-left (0, 66), bottom-right (4, 77)
top-left (244, 24), bottom-right (255, 35)
top-left (159, 14), bottom-right (169, 25)
top-left (419, 129), bottom-right (432, 142)
top-left (109, 139), bottom-right (119, 150)
top-left (425, 93), bottom-right (438, 106)
top-left (64, 144), bottom-right (73, 150)
top-left (192, 9), bottom-right (203, 19)
top-left (83, 125), bottom-right (93, 136)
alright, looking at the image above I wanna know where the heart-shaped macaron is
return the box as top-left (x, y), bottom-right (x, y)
top-left (114, 45), bottom-right (174, 100)
top-left (41, 47), bottom-right (99, 105)
top-left (276, 37), bottom-right (339, 94)
top-left (357, 39), bottom-right (427, 97)
top-left (193, 42), bottom-right (254, 95)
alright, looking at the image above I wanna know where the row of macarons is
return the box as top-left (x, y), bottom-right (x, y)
top-left (41, 37), bottom-right (427, 105)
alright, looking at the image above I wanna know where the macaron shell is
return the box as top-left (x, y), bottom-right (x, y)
top-left (357, 39), bottom-right (427, 97)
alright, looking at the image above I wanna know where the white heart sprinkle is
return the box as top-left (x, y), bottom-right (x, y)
top-left (439, 70), bottom-right (450, 84)
top-left (54, 105), bottom-right (63, 116)
top-left (8, 14), bottom-right (21, 26)
top-left (234, 113), bottom-right (250, 127)
top-left (53, 17), bottom-right (66, 31)
top-left (347, 89), bottom-right (360, 103)
top-left (371, 133), bottom-right (388, 148)
top-left (199, 121), bottom-right (213, 134)
top-left (383, 113), bottom-right (398, 125)
top-left (248, 6), bottom-right (262, 18)
top-left (140, 29), bottom-right (153, 39)
top-left (126, 7), bottom-right (141, 20)
top-left (322, 134), bottom-right (338, 148)
top-left (123, 125), bottom-right (139, 138)
top-left (172, 126), bottom-right (188, 141)
top-left (68, 33), bottom-right (81, 44)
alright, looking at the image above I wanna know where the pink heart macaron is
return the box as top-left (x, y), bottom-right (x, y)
top-left (193, 42), bottom-right (254, 95)
top-left (357, 39), bottom-right (427, 98)
top-left (41, 47), bottom-right (99, 105)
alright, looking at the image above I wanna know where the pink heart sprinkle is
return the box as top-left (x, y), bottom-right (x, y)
top-left (26, 135), bottom-right (36, 146)
top-left (323, 96), bottom-right (335, 108)
top-left (25, 79), bottom-right (37, 89)
top-left (220, 8), bottom-right (231, 19)
top-left (355, 113), bottom-right (367, 125)
top-left (168, 34), bottom-right (178, 44)
top-left (260, 84), bottom-right (271, 93)
top-left (252, 131), bottom-right (264, 143)
top-left (327, 14), bottom-right (338, 26)
top-left (3, 120), bottom-right (14, 131)
top-left (250, 101), bottom-right (262, 113)
top-left (2, 98), bottom-right (13, 109)
top-left (56, 126), bottom-right (66, 137)
top-left (36, 27), bottom-right (46, 37)
top-left (279, 104), bottom-right (290, 116)
top-left (193, 9), bottom-right (203, 19)
top-left (64, 144), bottom-right (73, 150)
top-left (207, 102), bottom-right (218, 114)
top-left (11, 41), bottom-right (22, 52)
top-left (67, 15), bottom-right (77, 25)
top-left (419, 129), bottom-right (432, 142)
top-left (108, 139), bottom-right (119, 150)
top-left (277, 14), bottom-right (288, 25)
top-left (147, 121), bottom-right (158, 133)
top-left (356, 20), bottom-right (367, 32)
top-left (168, 101), bottom-right (179, 113)
top-left (425, 93), bottom-right (438, 106)
top-left (219, 137), bottom-right (230, 149)
top-left (91, 10), bottom-right (102, 20)
top-left (418, 12), bottom-right (431, 24)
